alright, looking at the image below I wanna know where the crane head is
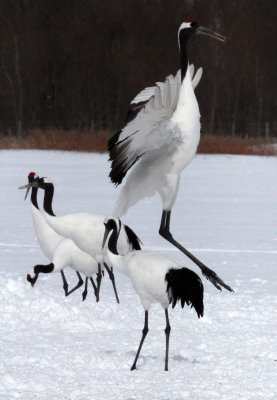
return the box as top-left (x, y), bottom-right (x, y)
top-left (179, 20), bottom-right (225, 42)
top-left (102, 218), bottom-right (121, 249)
top-left (18, 174), bottom-right (53, 199)
top-left (27, 271), bottom-right (38, 287)
top-left (18, 172), bottom-right (40, 200)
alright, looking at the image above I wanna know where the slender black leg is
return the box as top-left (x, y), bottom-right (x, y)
top-left (164, 309), bottom-right (171, 371)
top-left (103, 263), bottom-right (120, 304)
top-left (82, 276), bottom-right (98, 302)
top-left (131, 310), bottom-right (149, 371)
top-left (94, 263), bottom-right (102, 302)
top-left (60, 270), bottom-right (68, 295)
top-left (60, 270), bottom-right (84, 297)
top-left (89, 276), bottom-right (99, 301)
top-left (159, 210), bottom-right (233, 292)
top-left (82, 277), bottom-right (89, 301)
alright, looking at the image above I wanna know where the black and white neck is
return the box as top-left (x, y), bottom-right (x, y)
top-left (40, 178), bottom-right (55, 217)
top-left (178, 21), bottom-right (197, 81)
top-left (28, 172), bottom-right (39, 209)
top-left (178, 19), bottom-right (226, 81)
top-left (103, 218), bottom-right (122, 255)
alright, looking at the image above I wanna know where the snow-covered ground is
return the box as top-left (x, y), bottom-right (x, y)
top-left (0, 150), bottom-right (276, 400)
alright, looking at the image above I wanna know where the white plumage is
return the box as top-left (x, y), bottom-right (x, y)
top-left (130, 64), bottom-right (202, 105)
top-left (23, 173), bottom-right (63, 260)
top-left (27, 237), bottom-right (103, 302)
top-left (112, 66), bottom-right (201, 216)
top-left (102, 218), bottom-right (204, 371)
top-left (43, 206), bottom-right (140, 264)
top-left (108, 20), bottom-right (232, 293)
top-left (35, 178), bottom-right (142, 265)
top-left (45, 239), bottom-right (98, 281)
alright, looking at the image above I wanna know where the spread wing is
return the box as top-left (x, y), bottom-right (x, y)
top-left (108, 65), bottom-right (203, 185)
top-left (130, 64), bottom-right (202, 104)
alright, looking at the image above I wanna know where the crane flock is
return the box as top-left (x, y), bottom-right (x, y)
top-left (19, 20), bottom-right (233, 371)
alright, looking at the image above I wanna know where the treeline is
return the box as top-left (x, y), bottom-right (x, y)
top-left (0, 0), bottom-right (276, 138)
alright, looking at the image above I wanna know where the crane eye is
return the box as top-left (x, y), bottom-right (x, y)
top-left (190, 22), bottom-right (198, 28)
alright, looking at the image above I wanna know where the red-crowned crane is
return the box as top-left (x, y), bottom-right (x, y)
top-left (108, 20), bottom-right (232, 293)
top-left (22, 175), bottom-right (142, 302)
top-left (102, 218), bottom-right (204, 371)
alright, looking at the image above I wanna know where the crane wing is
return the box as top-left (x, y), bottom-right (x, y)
top-left (108, 66), bottom-right (203, 185)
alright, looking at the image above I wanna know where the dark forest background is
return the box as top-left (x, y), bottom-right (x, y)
top-left (0, 0), bottom-right (276, 142)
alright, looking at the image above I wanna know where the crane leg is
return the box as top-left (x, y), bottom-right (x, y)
top-left (159, 210), bottom-right (233, 292)
top-left (60, 270), bottom-right (84, 297)
top-left (82, 277), bottom-right (89, 301)
top-left (89, 277), bottom-right (98, 300)
top-left (164, 309), bottom-right (171, 371)
top-left (131, 310), bottom-right (149, 371)
top-left (82, 276), bottom-right (98, 301)
top-left (94, 264), bottom-right (102, 302)
top-left (103, 263), bottom-right (120, 304)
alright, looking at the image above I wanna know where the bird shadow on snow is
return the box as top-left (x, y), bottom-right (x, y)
top-left (173, 354), bottom-right (200, 364)
top-left (126, 351), bottom-right (200, 368)
top-left (127, 351), bottom-right (158, 360)
top-left (126, 351), bottom-right (159, 366)
top-left (104, 349), bottom-right (116, 355)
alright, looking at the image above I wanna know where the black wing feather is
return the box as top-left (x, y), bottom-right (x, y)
top-left (108, 100), bottom-right (148, 185)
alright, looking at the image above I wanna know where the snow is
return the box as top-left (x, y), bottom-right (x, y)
top-left (1, 150), bottom-right (277, 400)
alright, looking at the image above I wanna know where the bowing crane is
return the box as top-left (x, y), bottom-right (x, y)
top-left (23, 175), bottom-right (142, 302)
top-left (20, 173), bottom-right (122, 302)
top-left (108, 20), bottom-right (232, 292)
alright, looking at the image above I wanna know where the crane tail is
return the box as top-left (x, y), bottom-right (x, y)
top-left (165, 267), bottom-right (204, 318)
top-left (191, 67), bottom-right (203, 90)
top-left (112, 186), bottom-right (130, 217)
top-left (112, 164), bottom-right (160, 218)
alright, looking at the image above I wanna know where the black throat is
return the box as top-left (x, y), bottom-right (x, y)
top-left (43, 183), bottom-right (55, 216)
top-left (179, 29), bottom-right (191, 81)
top-left (31, 187), bottom-right (39, 210)
top-left (107, 223), bottom-right (120, 256)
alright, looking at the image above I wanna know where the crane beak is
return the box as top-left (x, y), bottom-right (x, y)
top-left (24, 186), bottom-right (31, 200)
top-left (18, 181), bottom-right (38, 200)
top-left (196, 26), bottom-right (225, 42)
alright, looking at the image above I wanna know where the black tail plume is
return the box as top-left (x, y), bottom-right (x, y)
top-left (165, 268), bottom-right (204, 318)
